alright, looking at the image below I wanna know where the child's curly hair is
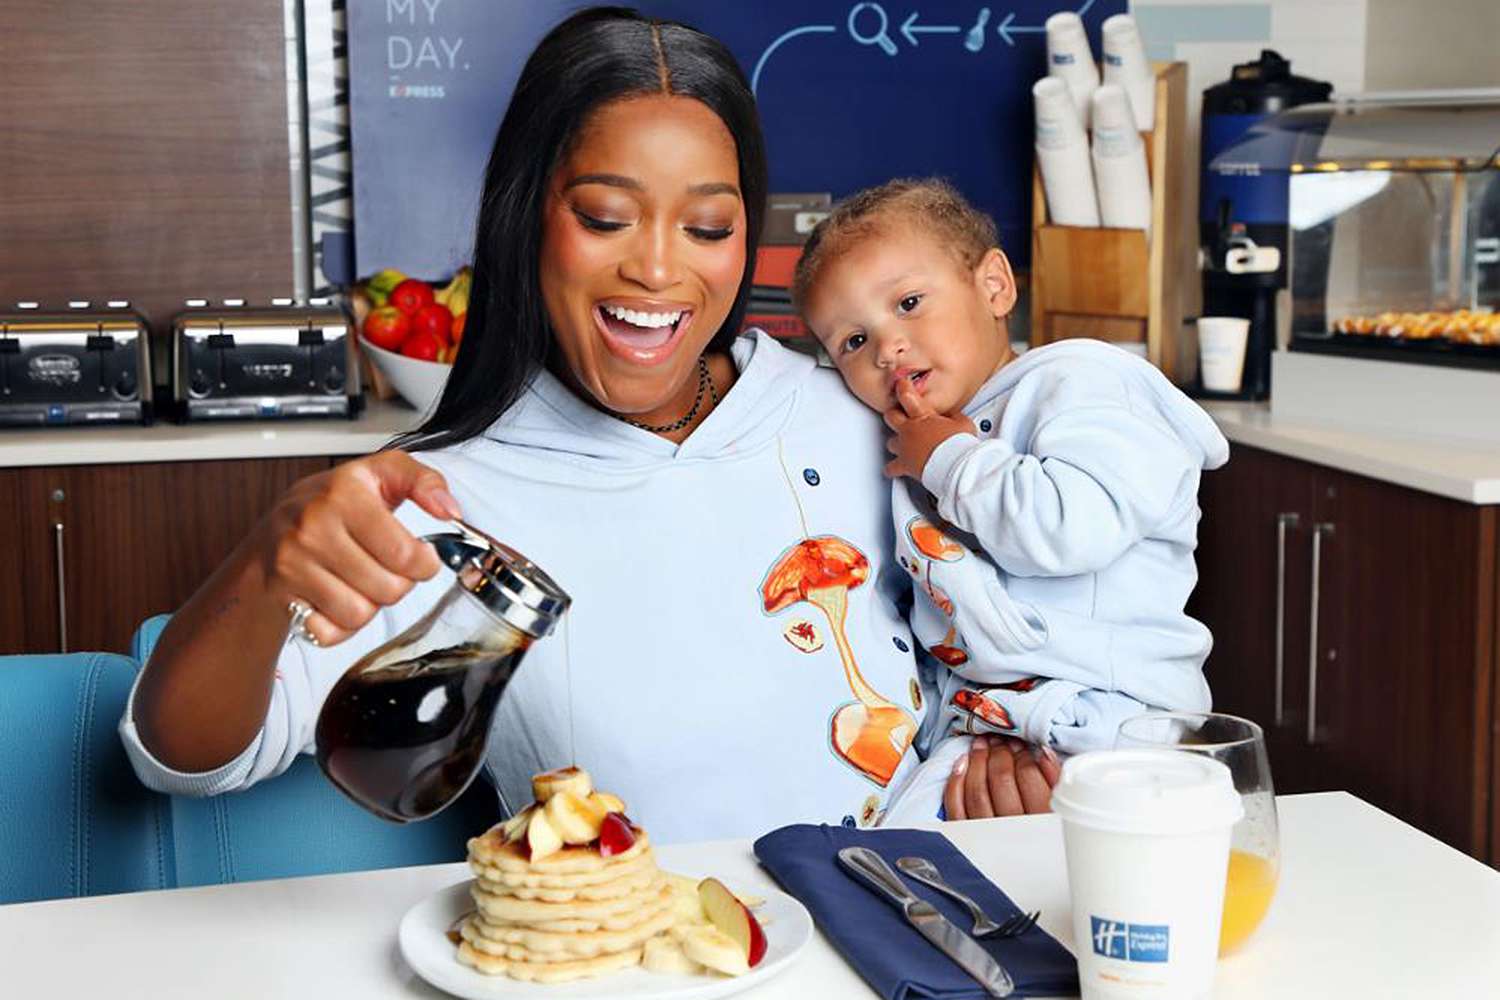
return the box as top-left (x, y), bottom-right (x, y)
top-left (792, 178), bottom-right (999, 312)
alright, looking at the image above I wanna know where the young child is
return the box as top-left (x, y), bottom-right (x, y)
top-left (792, 178), bottom-right (1229, 821)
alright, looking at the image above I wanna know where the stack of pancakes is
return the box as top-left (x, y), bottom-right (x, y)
top-left (457, 803), bottom-right (674, 981)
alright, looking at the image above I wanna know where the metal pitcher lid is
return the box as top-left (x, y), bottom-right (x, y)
top-left (429, 519), bottom-right (570, 639)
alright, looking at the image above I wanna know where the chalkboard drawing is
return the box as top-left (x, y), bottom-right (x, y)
top-left (761, 536), bottom-right (917, 787)
top-left (751, 1), bottom-right (1105, 95)
top-left (966, 9), bottom-right (992, 53)
top-left (848, 3), bottom-right (897, 56)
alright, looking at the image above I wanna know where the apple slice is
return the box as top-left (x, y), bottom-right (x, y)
top-left (590, 791), bottom-right (627, 814)
top-left (677, 924), bottom-right (750, 976)
top-left (699, 877), bottom-right (767, 968)
top-left (525, 806), bottom-right (563, 862)
top-left (597, 812), bottom-right (637, 857)
top-left (531, 766), bottom-right (593, 803)
top-left (545, 790), bottom-right (607, 845)
top-left (499, 804), bottom-right (536, 844)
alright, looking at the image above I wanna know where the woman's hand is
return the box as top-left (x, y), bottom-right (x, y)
top-left (133, 451), bottom-right (463, 773)
top-left (257, 450), bottom-right (463, 645)
top-left (943, 735), bottom-right (1062, 819)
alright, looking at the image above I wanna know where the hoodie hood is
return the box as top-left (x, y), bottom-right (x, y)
top-left (966, 339), bottom-right (1229, 470)
top-left (481, 330), bottom-right (817, 467)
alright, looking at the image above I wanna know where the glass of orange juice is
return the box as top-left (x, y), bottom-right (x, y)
top-left (1115, 711), bottom-right (1279, 954)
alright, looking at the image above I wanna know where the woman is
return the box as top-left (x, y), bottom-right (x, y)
top-left (123, 7), bottom-right (1054, 839)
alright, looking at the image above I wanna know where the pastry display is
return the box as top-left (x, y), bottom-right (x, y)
top-left (1334, 309), bottom-right (1500, 345)
top-left (455, 767), bottom-right (769, 983)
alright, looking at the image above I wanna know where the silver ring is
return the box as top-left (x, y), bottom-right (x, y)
top-left (287, 599), bottom-right (320, 646)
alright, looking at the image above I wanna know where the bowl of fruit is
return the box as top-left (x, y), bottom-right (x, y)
top-left (351, 267), bottom-right (470, 415)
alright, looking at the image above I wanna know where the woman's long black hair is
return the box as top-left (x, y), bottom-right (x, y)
top-left (394, 6), bottom-right (767, 452)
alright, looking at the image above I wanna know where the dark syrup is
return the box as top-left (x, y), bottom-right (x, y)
top-left (315, 641), bottom-right (528, 822)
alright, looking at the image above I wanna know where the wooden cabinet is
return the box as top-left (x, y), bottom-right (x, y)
top-left (0, 458), bottom-right (330, 656)
top-left (1192, 447), bottom-right (1319, 791)
top-left (0, 468), bottom-right (61, 653)
top-left (1192, 444), bottom-right (1499, 860)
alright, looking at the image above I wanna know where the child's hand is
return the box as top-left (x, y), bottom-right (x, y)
top-left (943, 736), bottom-right (1062, 819)
top-left (883, 378), bottom-right (977, 480)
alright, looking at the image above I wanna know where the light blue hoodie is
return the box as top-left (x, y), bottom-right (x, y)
top-left (121, 332), bottom-right (930, 842)
top-left (893, 339), bottom-right (1229, 763)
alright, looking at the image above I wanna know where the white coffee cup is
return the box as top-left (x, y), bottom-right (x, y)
top-left (1051, 749), bottom-right (1243, 1000)
top-left (1197, 317), bottom-right (1251, 393)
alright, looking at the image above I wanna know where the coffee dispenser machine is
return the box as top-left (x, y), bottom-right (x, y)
top-left (1200, 50), bottom-right (1331, 398)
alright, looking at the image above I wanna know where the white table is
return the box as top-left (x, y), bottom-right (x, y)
top-left (4, 792), bottom-right (1498, 998)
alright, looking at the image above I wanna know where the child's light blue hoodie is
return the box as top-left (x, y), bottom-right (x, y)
top-left (892, 339), bottom-right (1229, 769)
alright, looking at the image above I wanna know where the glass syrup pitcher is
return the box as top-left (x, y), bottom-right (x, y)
top-left (315, 519), bottom-right (570, 822)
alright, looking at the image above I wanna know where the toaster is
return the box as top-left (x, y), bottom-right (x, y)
top-left (0, 305), bottom-right (152, 426)
top-left (171, 303), bottom-right (362, 420)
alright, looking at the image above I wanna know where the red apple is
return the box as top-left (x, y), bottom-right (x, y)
top-left (362, 305), bottom-right (410, 352)
top-left (597, 812), bottom-right (637, 857)
top-left (412, 302), bottom-right (453, 344)
top-left (389, 278), bottom-right (435, 316)
top-left (699, 876), bottom-right (767, 967)
top-left (399, 330), bottom-right (444, 361)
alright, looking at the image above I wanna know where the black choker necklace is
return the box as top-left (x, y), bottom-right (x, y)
top-left (622, 357), bottom-right (719, 434)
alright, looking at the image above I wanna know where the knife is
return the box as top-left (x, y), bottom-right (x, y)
top-left (837, 846), bottom-right (1015, 998)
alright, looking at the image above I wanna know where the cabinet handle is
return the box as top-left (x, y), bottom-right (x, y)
top-left (1274, 512), bottom-right (1301, 727)
top-left (53, 522), bottom-right (68, 653)
top-left (1307, 522), bottom-right (1335, 744)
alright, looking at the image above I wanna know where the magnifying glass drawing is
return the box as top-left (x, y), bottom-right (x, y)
top-left (847, 2), bottom-right (897, 57)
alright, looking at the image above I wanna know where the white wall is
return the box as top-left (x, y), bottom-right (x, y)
top-left (1364, 0), bottom-right (1500, 91)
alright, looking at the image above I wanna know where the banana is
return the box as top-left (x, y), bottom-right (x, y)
top-left (677, 924), bottom-right (749, 976)
top-left (666, 873), bottom-right (710, 926)
top-left (531, 766), bottom-right (593, 803)
top-left (525, 806), bottom-right (564, 861)
top-left (642, 935), bottom-right (703, 974)
top-left (590, 791), bottom-right (626, 814)
top-left (435, 265), bottom-right (472, 314)
top-left (499, 804), bottom-right (535, 844)
top-left (544, 791), bottom-right (607, 845)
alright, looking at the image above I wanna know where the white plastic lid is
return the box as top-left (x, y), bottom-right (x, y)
top-left (1051, 749), bottom-right (1244, 836)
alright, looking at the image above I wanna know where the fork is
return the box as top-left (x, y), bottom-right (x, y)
top-left (896, 856), bottom-right (1040, 939)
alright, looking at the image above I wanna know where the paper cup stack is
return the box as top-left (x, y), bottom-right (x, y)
top-left (1036, 13), bottom-right (1155, 235)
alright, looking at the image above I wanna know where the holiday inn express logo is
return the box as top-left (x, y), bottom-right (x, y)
top-left (1090, 916), bottom-right (1170, 962)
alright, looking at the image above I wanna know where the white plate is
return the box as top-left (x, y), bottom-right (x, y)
top-left (398, 877), bottom-right (814, 1000)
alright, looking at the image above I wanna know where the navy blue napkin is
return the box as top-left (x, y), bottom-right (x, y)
top-left (754, 824), bottom-right (1078, 1000)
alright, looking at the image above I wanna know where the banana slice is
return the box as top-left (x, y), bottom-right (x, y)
top-left (677, 924), bottom-right (749, 976)
top-left (642, 934), bottom-right (703, 974)
top-left (525, 806), bottom-right (563, 862)
top-left (666, 875), bottom-right (709, 926)
top-left (545, 791), bottom-right (607, 845)
top-left (590, 791), bottom-right (627, 814)
top-left (532, 766), bottom-right (593, 803)
top-left (499, 804), bottom-right (535, 844)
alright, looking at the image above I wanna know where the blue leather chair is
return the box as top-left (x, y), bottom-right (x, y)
top-left (132, 615), bottom-right (500, 887)
top-left (0, 620), bottom-right (500, 904)
top-left (0, 652), bottom-right (172, 904)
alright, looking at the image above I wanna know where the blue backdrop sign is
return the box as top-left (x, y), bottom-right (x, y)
top-left (348, 0), bottom-right (1121, 280)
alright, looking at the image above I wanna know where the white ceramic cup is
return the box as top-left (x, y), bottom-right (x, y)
top-left (1197, 317), bottom-right (1251, 392)
top-left (1051, 749), bottom-right (1243, 1000)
